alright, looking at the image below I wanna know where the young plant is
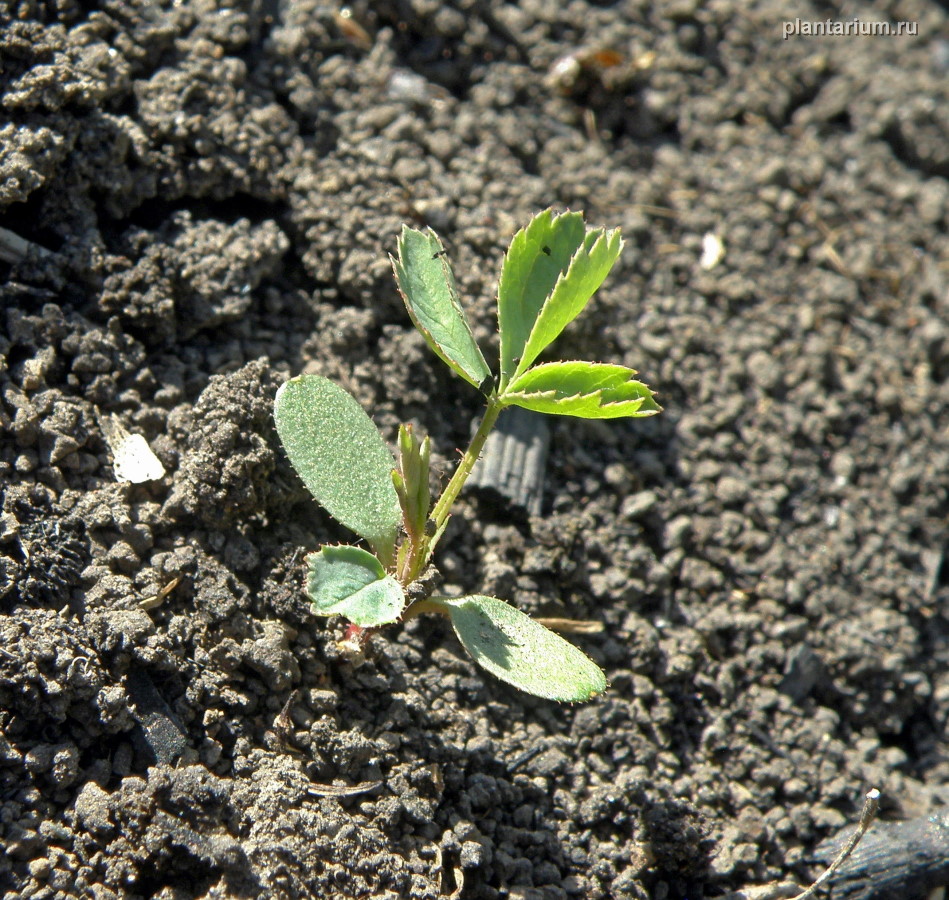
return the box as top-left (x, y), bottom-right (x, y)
top-left (274, 209), bottom-right (660, 702)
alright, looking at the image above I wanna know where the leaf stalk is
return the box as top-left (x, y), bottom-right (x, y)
top-left (420, 394), bottom-right (502, 571)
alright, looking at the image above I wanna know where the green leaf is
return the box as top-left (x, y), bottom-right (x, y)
top-left (497, 209), bottom-right (585, 386)
top-left (502, 361), bottom-right (660, 419)
top-left (393, 424), bottom-right (431, 542)
top-left (274, 375), bottom-right (401, 562)
top-left (516, 226), bottom-right (622, 382)
top-left (432, 594), bottom-right (607, 702)
top-left (307, 545), bottom-right (406, 627)
top-left (496, 209), bottom-right (622, 387)
top-left (391, 225), bottom-right (491, 389)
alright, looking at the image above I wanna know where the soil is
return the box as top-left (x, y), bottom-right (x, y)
top-left (1, 1), bottom-right (948, 899)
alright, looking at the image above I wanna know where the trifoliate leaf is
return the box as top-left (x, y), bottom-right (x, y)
top-left (497, 209), bottom-right (586, 387)
top-left (392, 226), bottom-right (491, 389)
top-left (515, 226), bottom-right (622, 381)
top-left (432, 594), bottom-right (607, 702)
top-left (307, 545), bottom-right (406, 627)
top-left (497, 210), bottom-right (622, 387)
top-left (275, 375), bottom-right (401, 562)
top-left (502, 361), bottom-right (660, 419)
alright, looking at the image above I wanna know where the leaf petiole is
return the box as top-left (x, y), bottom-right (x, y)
top-left (419, 395), bottom-right (503, 574)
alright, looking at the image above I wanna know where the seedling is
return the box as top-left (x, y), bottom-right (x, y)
top-left (274, 209), bottom-right (660, 701)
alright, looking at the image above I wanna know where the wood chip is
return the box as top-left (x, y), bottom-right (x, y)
top-left (306, 780), bottom-right (382, 798)
top-left (469, 406), bottom-right (549, 515)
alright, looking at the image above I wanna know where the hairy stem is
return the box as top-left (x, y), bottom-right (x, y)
top-left (418, 396), bottom-right (503, 573)
top-left (397, 531), bottom-right (424, 585)
top-left (401, 596), bottom-right (452, 622)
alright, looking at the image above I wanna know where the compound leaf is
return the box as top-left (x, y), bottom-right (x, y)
top-left (432, 594), bottom-right (607, 702)
top-left (502, 361), bottom-right (660, 419)
top-left (392, 226), bottom-right (491, 389)
top-left (497, 210), bottom-right (622, 387)
top-left (515, 226), bottom-right (622, 381)
top-left (307, 545), bottom-right (406, 627)
top-left (275, 375), bottom-right (401, 562)
top-left (497, 209), bottom-right (586, 387)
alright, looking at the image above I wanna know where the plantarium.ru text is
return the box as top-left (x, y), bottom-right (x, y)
top-left (274, 209), bottom-right (660, 701)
